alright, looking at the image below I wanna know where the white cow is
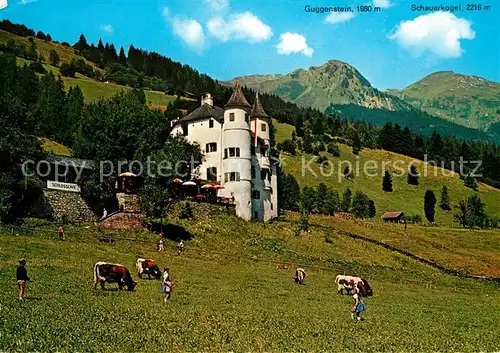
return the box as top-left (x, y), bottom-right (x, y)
top-left (335, 275), bottom-right (373, 296)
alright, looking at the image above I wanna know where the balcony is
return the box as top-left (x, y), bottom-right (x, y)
top-left (260, 156), bottom-right (270, 168)
top-left (263, 179), bottom-right (272, 191)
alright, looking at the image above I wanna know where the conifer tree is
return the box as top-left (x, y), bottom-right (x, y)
top-left (382, 170), bottom-right (393, 192)
top-left (407, 164), bottom-right (419, 185)
top-left (439, 185), bottom-right (451, 211)
top-left (424, 190), bottom-right (437, 224)
top-left (341, 188), bottom-right (352, 212)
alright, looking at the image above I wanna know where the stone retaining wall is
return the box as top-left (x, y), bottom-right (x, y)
top-left (32, 189), bottom-right (95, 223)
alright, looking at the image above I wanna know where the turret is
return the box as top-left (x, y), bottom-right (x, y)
top-left (250, 93), bottom-right (270, 147)
top-left (222, 82), bottom-right (252, 220)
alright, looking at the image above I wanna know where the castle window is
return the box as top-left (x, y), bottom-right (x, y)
top-left (225, 147), bottom-right (240, 158)
top-left (252, 190), bottom-right (260, 199)
top-left (209, 119), bottom-right (214, 128)
top-left (251, 166), bottom-right (256, 179)
top-left (225, 172), bottom-right (240, 182)
top-left (205, 142), bottom-right (217, 152)
top-left (229, 113), bottom-right (235, 122)
top-left (261, 123), bottom-right (266, 132)
top-left (271, 203), bottom-right (273, 210)
top-left (254, 211), bottom-right (259, 219)
top-left (207, 167), bottom-right (217, 181)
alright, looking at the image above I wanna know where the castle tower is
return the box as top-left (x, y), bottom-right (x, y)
top-left (250, 93), bottom-right (277, 220)
top-left (222, 82), bottom-right (253, 221)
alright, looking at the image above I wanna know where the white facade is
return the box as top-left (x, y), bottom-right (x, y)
top-left (170, 88), bottom-right (278, 221)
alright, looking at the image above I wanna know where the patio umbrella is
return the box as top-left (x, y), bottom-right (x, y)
top-left (201, 184), bottom-right (214, 189)
top-left (119, 172), bottom-right (137, 177)
top-left (182, 181), bottom-right (196, 186)
top-left (214, 185), bottom-right (225, 190)
top-left (172, 178), bottom-right (183, 183)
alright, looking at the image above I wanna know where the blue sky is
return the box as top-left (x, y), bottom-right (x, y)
top-left (1, 0), bottom-right (499, 89)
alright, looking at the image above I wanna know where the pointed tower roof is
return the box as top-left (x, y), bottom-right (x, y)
top-left (225, 81), bottom-right (251, 108)
top-left (250, 92), bottom-right (269, 119)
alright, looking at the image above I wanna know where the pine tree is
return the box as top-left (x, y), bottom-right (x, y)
top-left (341, 188), bottom-right (352, 212)
top-left (351, 191), bottom-right (370, 218)
top-left (368, 200), bottom-right (376, 218)
top-left (464, 174), bottom-right (478, 191)
top-left (49, 49), bottom-right (60, 67)
top-left (424, 190), bottom-right (437, 224)
top-left (407, 164), bottom-right (419, 185)
top-left (439, 185), bottom-right (451, 211)
top-left (74, 34), bottom-right (89, 51)
top-left (382, 170), bottom-right (393, 192)
top-left (119, 47), bottom-right (127, 66)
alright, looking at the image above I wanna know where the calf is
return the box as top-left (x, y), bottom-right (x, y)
top-left (136, 258), bottom-right (161, 279)
top-left (93, 262), bottom-right (136, 291)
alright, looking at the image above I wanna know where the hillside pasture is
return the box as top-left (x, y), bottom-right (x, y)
top-left (0, 214), bottom-right (499, 352)
top-left (274, 121), bottom-right (500, 226)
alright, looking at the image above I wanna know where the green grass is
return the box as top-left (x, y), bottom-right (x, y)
top-left (0, 30), bottom-right (97, 68)
top-left (39, 138), bottom-right (72, 156)
top-left (0, 210), bottom-right (499, 352)
top-left (273, 121), bottom-right (500, 226)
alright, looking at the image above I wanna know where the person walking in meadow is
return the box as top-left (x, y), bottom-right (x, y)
top-left (161, 267), bottom-right (173, 302)
top-left (177, 240), bottom-right (184, 254)
top-left (351, 288), bottom-right (366, 321)
top-left (157, 238), bottom-right (164, 251)
top-left (58, 224), bottom-right (65, 240)
top-left (16, 258), bottom-right (30, 301)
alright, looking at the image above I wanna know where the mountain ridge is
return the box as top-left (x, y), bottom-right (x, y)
top-left (227, 59), bottom-right (412, 112)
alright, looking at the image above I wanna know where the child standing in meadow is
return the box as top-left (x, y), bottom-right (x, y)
top-left (16, 258), bottom-right (30, 301)
top-left (161, 267), bottom-right (173, 303)
top-left (58, 224), bottom-right (65, 240)
top-left (351, 288), bottom-right (366, 321)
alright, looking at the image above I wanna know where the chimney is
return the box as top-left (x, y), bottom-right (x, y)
top-left (201, 93), bottom-right (213, 107)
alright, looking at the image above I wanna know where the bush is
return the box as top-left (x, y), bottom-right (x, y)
top-left (406, 215), bottom-right (422, 223)
top-left (178, 200), bottom-right (193, 219)
top-left (327, 142), bottom-right (340, 157)
top-left (29, 61), bottom-right (47, 74)
top-left (316, 155), bottom-right (328, 164)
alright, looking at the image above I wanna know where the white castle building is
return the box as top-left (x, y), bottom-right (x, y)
top-left (170, 83), bottom-right (278, 221)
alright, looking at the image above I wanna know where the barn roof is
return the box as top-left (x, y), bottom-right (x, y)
top-left (381, 211), bottom-right (404, 219)
top-left (225, 81), bottom-right (251, 108)
top-left (178, 103), bottom-right (224, 124)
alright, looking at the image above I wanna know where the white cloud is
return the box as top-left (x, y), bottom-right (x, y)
top-left (172, 18), bottom-right (205, 51)
top-left (276, 32), bottom-right (314, 57)
top-left (373, 0), bottom-right (391, 9)
top-left (0, 0), bottom-right (7, 10)
top-left (101, 24), bottom-right (114, 34)
top-left (389, 11), bottom-right (475, 58)
top-left (204, 0), bottom-right (228, 13)
top-left (324, 12), bottom-right (355, 24)
top-left (207, 12), bottom-right (272, 43)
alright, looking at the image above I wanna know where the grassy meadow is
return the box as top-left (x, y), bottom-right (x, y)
top-left (1, 209), bottom-right (499, 352)
top-left (274, 120), bottom-right (500, 226)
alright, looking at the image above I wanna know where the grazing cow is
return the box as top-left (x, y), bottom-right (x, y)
top-left (335, 275), bottom-right (373, 296)
top-left (294, 268), bottom-right (307, 284)
top-left (136, 258), bottom-right (161, 279)
top-left (93, 262), bottom-right (136, 291)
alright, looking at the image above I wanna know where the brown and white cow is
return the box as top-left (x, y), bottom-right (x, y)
top-left (294, 268), bottom-right (307, 285)
top-left (136, 258), bottom-right (161, 279)
top-left (335, 275), bottom-right (373, 296)
top-left (93, 262), bottom-right (137, 291)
